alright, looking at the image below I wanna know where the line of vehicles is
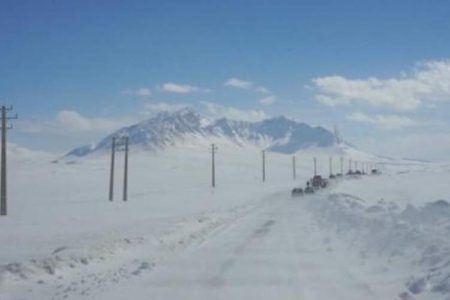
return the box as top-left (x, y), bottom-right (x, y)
top-left (291, 168), bottom-right (381, 197)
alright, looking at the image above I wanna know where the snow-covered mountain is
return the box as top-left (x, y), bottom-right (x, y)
top-left (205, 116), bottom-right (334, 153)
top-left (66, 108), bottom-right (336, 157)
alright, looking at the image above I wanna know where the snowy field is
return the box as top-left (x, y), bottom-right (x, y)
top-left (1, 143), bottom-right (449, 299)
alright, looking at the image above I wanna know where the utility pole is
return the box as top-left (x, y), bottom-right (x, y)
top-left (1, 106), bottom-right (17, 216)
top-left (340, 157), bottom-right (344, 175)
top-left (292, 155), bottom-right (296, 180)
top-left (329, 157), bottom-right (333, 177)
top-left (349, 159), bottom-right (352, 173)
top-left (313, 157), bottom-right (317, 176)
top-left (211, 144), bottom-right (217, 187)
top-left (108, 136), bottom-right (130, 201)
top-left (109, 137), bottom-right (116, 201)
top-left (123, 137), bottom-right (129, 201)
top-left (262, 150), bottom-right (266, 182)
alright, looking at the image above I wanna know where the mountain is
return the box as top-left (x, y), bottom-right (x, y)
top-left (205, 116), bottom-right (335, 153)
top-left (65, 108), bottom-right (337, 157)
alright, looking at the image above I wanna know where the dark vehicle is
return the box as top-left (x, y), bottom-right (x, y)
top-left (371, 169), bottom-right (380, 175)
top-left (291, 188), bottom-right (304, 197)
top-left (304, 181), bottom-right (315, 194)
top-left (311, 175), bottom-right (322, 188)
top-left (312, 175), bottom-right (328, 189)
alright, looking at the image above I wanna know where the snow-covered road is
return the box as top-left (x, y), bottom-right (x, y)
top-left (89, 192), bottom-right (397, 300)
top-left (3, 148), bottom-right (449, 299)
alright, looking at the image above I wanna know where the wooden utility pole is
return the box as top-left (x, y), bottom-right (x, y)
top-left (211, 144), bottom-right (217, 187)
top-left (123, 137), bottom-right (129, 201)
top-left (108, 136), bottom-right (129, 201)
top-left (292, 155), bottom-right (296, 180)
top-left (0, 106), bottom-right (17, 216)
top-left (313, 157), bottom-right (317, 176)
top-left (262, 150), bottom-right (266, 182)
top-left (329, 157), bottom-right (333, 177)
top-left (109, 137), bottom-right (116, 201)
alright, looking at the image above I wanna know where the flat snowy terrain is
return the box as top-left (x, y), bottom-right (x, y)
top-left (1, 143), bottom-right (449, 299)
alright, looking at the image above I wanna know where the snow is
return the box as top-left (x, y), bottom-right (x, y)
top-left (1, 141), bottom-right (450, 299)
top-left (67, 109), bottom-right (336, 157)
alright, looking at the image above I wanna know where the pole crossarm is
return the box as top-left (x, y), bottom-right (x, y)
top-left (6, 114), bottom-right (18, 120)
top-left (113, 136), bottom-right (130, 150)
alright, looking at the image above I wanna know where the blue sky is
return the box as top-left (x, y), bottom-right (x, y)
top-left (2, 0), bottom-right (450, 159)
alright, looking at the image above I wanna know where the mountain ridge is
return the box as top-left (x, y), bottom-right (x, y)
top-left (66, 108), bottom-right (337, 157)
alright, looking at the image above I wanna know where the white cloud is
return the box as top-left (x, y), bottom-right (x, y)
top-left (224, 78), bottom-right (253, 89)
top-left (346, 112), bottom-right (420, 130)
top-left (224, 77), bottom-right (270, 94)
top-left (255, 86), bottom-right (270, 94)
top-left (161, 82), bottom-right (208, 94)
top-left (143, 102), bottom-right (189, 114)
top-left (18, 111), bottom-right (132, 135)
top-left (313, 60), bottom-right (450, 111)
top-left (355, 132), bottom-right (450, 161)
top-left (57, 111), bottom-right (92, 130)
top-left (201, 101), bottom-right (268, 122)
top-left (259, 95), bottom-right (277, 106)
top-left (57, 111), bottom-right (128, 132)
top-left (123, 88), bottom-right (152, 97)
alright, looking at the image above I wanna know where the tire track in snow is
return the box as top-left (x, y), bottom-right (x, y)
top-left (209, 219), bottom-right (276, 288)
top-left (1, 194), bottom-right (278, 300)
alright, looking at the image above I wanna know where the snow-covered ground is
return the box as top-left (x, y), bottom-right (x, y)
top-left (1, 142), bottom-right (449, 299)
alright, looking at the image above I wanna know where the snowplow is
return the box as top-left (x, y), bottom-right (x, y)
top-left (312, 175), bottom-right (328, 189)
top-left (291, 176), bottom-right (329, 198)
